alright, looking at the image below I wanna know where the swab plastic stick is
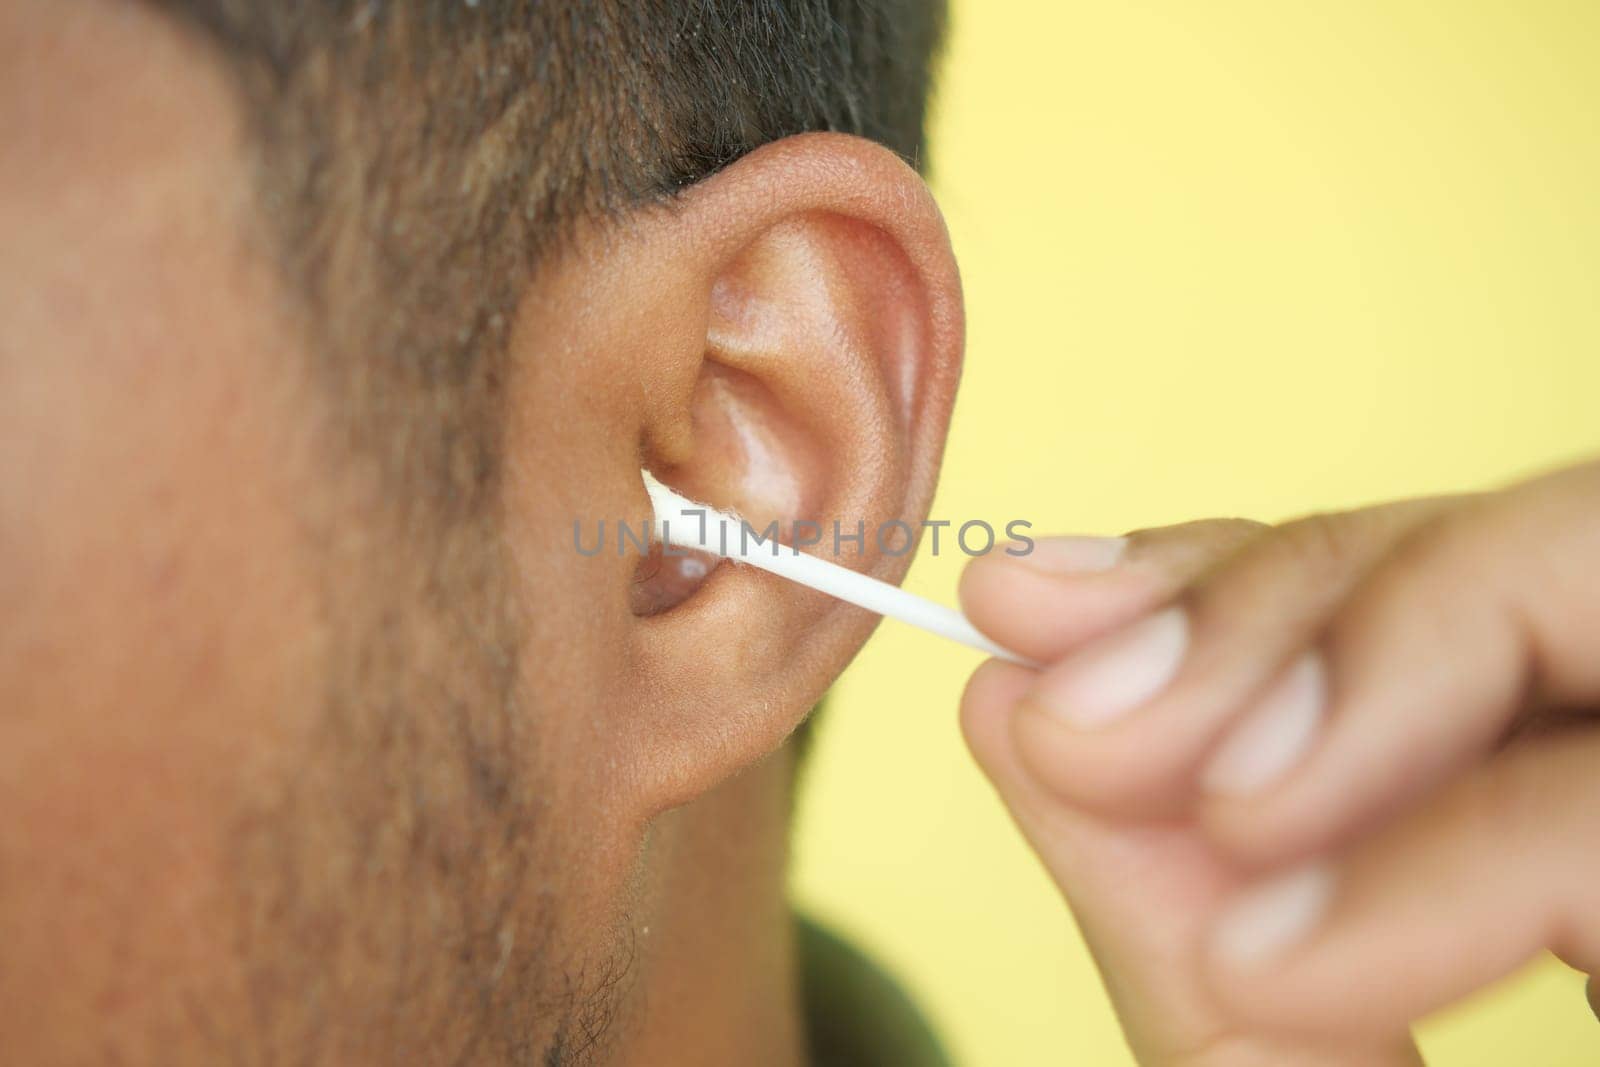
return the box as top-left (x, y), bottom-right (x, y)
top-left (643, 471), bottom-right (1038, 667)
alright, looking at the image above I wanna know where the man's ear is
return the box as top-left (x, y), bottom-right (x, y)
top-left (506, 133), bottom-right (962, 820)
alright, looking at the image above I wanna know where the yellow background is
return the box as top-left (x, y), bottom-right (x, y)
top-left (792, 2), bottom-right (1600, 1063)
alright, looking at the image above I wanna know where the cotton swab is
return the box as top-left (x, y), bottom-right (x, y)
top-left (642, 471), bottom-right (1038, 667)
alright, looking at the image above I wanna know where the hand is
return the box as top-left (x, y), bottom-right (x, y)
top-left (958, 460), bottom-right (1600, 1064)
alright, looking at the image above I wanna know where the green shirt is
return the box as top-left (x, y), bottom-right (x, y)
top-left (797, 916), bottom-right (952, 1067)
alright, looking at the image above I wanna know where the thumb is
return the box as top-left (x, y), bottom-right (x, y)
top-left (960, 658), bottom-right (1422, 1066)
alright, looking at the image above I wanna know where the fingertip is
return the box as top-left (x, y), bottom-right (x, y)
top-left (1008, 701), bottom-right (1199, 817)
top-left (959, 548), bottom-right (1156, 661)
top-left (1197, 698), bottom-right (1411, 870)
top-left (1194, 655), bottom-right (1349, 866)
top-left (963, 658), bottom-right (1196, 823)
top-left (1201, 865), bottom-right (1364, 1040)
top-left (1207, 864), bottom-right (1336, 975)
top-left (1006, 534), bottom-right (1129, 574)
top-left (1199, 653), bottom-right (1327, 799)
top-left (955, 550), bottom-right (1034, 629)
top-left (959, 657), bottom-right (1035, 761)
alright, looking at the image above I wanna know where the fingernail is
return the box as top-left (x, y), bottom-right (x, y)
top-left (1211, 865), bottom-right (1335, 969)
top-left (1201, 654), bottom-right (1326, 797)
top-left (1007, 535), bottom-right (1128, 575)
top-left (1028, 607), bottom-right (1188, 726)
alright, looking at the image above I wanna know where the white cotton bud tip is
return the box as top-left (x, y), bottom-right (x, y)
top-left (642, 470), bottom-right (737, 556)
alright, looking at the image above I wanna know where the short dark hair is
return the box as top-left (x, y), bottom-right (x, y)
top-left (146, 0), bottom-right (948, 525)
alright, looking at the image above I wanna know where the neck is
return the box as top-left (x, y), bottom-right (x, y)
top-left (614, 745), bottom-right (805, 1066)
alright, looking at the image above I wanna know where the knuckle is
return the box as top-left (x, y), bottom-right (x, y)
top-left (1381, 499), bottom-right (1494, 582)
top-left (1183, 506), bottom-right (1417, 630)
top-left (1281, 511), bottom-right (1352, 565)
top-left (1124, 517), bottom-right (1270, 576)
top-left (1126, 516), bottom-right (1268, 552)
top-left (1466, 739), bottom-right (1562, 844)
top-left (1267, 510), bottom-right (1371, 580)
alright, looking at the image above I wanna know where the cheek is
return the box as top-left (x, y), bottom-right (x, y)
top-left (0, 327), bottom-right (327, 1056)
top-left (0, 174), bottom-right (330, 1051)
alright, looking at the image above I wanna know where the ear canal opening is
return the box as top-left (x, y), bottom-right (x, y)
top-left (629, 543), bottom-right (720, 617)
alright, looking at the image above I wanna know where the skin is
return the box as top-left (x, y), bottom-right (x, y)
top-left (1, 2), bottom-right (962, 1063)
top-left (21, 4), bottom-right (1589, 1064)
top-left (960, 462), bottom-right (1600, 1063)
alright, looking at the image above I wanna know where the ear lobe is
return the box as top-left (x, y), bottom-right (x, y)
top-left (508, 133), bottom-right (962, 820)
